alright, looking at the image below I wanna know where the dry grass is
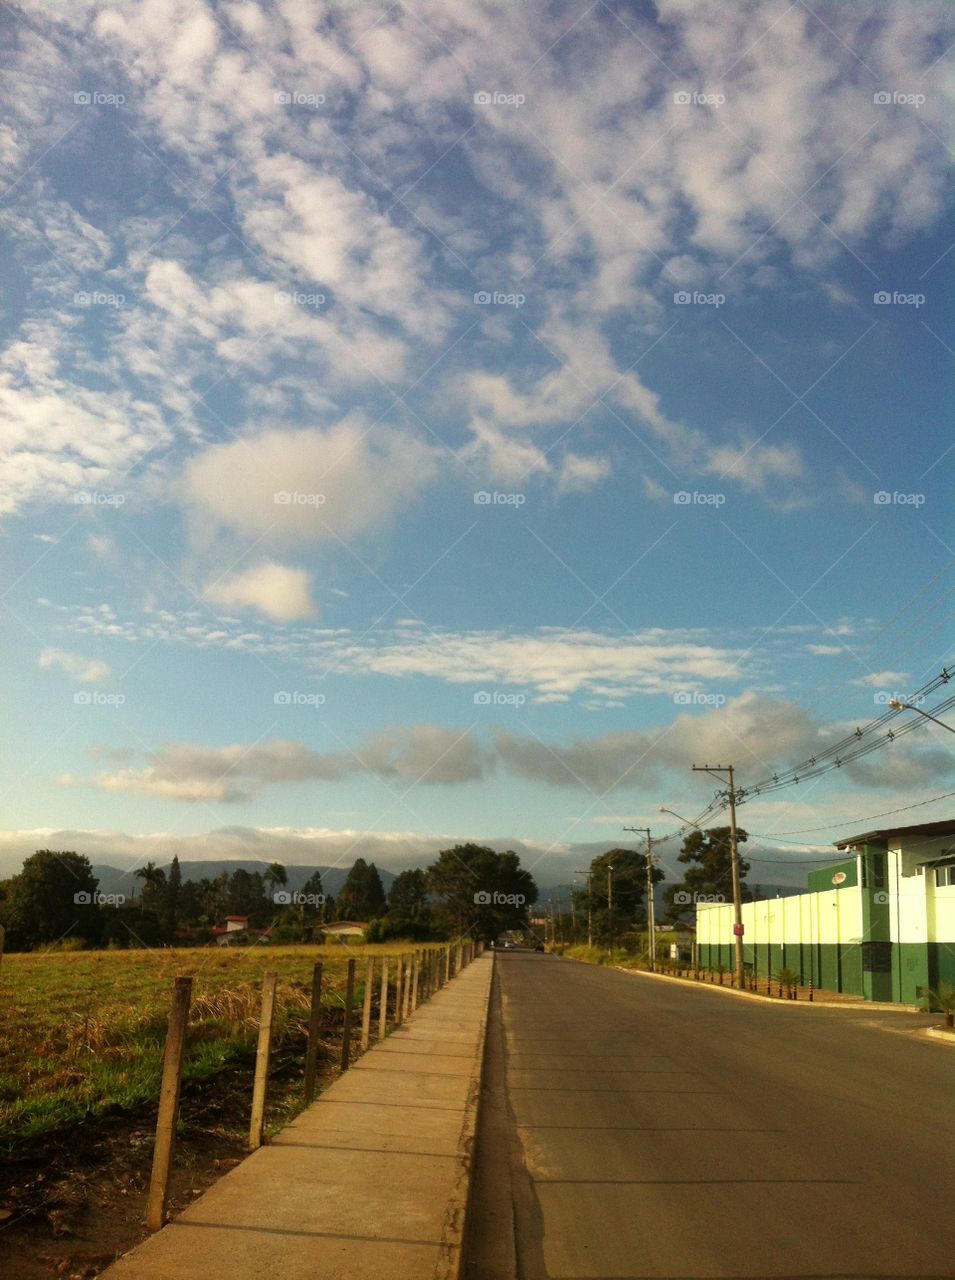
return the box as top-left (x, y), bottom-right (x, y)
top-left (0, 941), bottom-right (434, 1146)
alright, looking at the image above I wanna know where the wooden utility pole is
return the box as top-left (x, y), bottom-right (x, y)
top-left (575, 868), bottom-right (592, 947)
top-left (624, 827), bottom-right (655, 971)
top-left (692, 764), bottom-right (745, 988)
top-left (607, 865), bottom-right (614, 954)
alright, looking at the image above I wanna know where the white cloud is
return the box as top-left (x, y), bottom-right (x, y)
top-left (204, 562), bottom-right (317, 622)
top-left (182, 418), bottom-right (439, 550)
top-left (557, 452), bottom-right (612, 495)
top-left (39, 646), bottom-right (111, 683)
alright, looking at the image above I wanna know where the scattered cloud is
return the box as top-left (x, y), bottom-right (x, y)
top-left (204, 562), bottom-right (317, 622)
top-left (38, 646), bottom-right (111, 683)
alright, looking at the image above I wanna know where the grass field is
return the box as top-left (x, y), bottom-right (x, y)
top-left (0, 941), bottom-right (431, 1148)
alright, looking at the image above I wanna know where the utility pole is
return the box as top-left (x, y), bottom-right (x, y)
top-left (575, 868), bottom-right (593, 947)
top-left (691, 763), bottom-right (745, 988)
top-left (570, 883), bottom-right (577, 937)
top-left (555, 889), bottom-right (563, 943)
top-left (624, 826), bottom-right (655, 971)
top-left (607, 864), bottom-right (615, 955)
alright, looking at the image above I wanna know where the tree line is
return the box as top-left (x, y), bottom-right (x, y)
top-left (0, 843), bottom-right (539, 951)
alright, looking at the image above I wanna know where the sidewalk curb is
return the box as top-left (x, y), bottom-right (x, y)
top-left (437, 953), bottom-right (493, 1280)
top-left (564, 956), bottom-right (923, 1013)
top-left (925, 1025), bottom-right (955, 1044)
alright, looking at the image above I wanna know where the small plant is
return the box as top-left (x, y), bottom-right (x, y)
top-left (775, 966), bottom-right (800, 999)
top-left (917, 981), bottom-right (955, 1028)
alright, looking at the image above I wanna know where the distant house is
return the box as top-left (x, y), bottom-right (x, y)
top-left (322, 920), bottom-right (368, 940)
top-left (211, 915), bottom-right (271, 945)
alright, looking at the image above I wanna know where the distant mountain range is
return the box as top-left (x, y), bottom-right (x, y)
top-left (91, 860), bottom-right (396, 899)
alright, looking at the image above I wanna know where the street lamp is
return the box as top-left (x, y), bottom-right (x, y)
top-left (888, 699), bottom-right (955, 734)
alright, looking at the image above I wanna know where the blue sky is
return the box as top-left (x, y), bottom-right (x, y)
top-left (1, 0), bottom-right (953, 889)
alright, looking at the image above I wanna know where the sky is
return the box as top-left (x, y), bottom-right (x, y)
top-left (1, 0), bottom-right (953, 893)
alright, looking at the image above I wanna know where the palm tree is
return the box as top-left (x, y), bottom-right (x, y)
top-left (134, 861), bottom-right (166, 908)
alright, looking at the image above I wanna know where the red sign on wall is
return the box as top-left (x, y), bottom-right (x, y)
top-left (733, 923), bottom-right (745, 936)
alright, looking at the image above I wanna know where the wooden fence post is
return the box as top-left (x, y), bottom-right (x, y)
top-left (146, 976), bottom-right (192, 1231)
top-left (411, 951), bottom-right (420, 1012)
top-left (248, 972), bottom-right (278, 1151)
top-left (340, 958), bottom-right (356, 1072)
top-left (403, 953), bottom-right (413, 1020)
top-left (303, 962), bottom-right (323, 1105)
top-left (0, 924), bottom-right (5, 975)
top-left (443, 945), bottom-right (450, 985)
top-left (360, 956), bottom-right (374, 1051)
top-left (378, 956), bottom-right (389, 1041)
top-left (394, 956), bottom-right (404, 1026)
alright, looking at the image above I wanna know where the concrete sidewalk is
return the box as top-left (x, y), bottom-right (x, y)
top-left (100, 954), bottom-right (493, 1280)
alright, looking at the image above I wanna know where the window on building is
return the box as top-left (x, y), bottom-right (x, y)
top-left (861, 852), bottom-right (886, 890)
top-left (934, 864), bottom-right (955, 888)
top-left (871, 852), bottom-right (886, 889)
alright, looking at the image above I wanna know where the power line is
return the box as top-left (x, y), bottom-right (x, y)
top-left (748, 789), bottom-right (955, 837)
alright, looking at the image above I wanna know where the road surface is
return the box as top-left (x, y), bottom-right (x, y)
top-left (466, 951), bottom-right (955, 1280)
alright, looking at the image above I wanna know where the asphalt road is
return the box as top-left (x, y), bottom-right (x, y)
top-left (465, 951), bottom-right (955, 1280)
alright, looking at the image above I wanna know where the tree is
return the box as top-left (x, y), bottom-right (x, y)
top-left (336, 859), bottom-right (387, 920)
top-left (226, 869), bottom-right (266, 922)
top-left (366, 868), bottom-right (435, 941)
top-left (580, 848), bottom-right (664, 946)
top-left (663, 826), bottom-right (750, 922)
top-left (165, 855), bottom-right (182, 936)
top-left (3, 850), bottom-right (101, 950)
top-left (134, 861), bottom-right (167, 912)
top-left (263, 861), bottom-right (288, 906)
top-left (427, 844), bottom-right (537, 941)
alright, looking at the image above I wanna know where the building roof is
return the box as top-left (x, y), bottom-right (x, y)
top-left (323, 920), bottom-right (368, 929)
top-left (834, 818), bottom-right (955, 849)
top-left (225, 915), bottom-right (249, 922)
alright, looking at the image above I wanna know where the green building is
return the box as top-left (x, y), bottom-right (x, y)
top-left (695, 819), bottom-right (955, 1002)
